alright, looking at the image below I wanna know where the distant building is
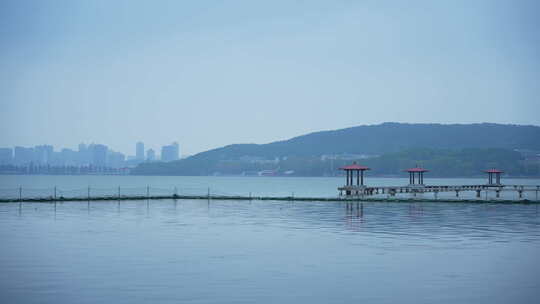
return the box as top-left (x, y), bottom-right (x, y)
top-left (515, 149), bottom-right (540, 161)
top-left (0, 148), bottom-right (13, 165)
top-left (321, 153), bottom-right (379, 161)
top-left (172, 142), bottom-right (180, 159)
top-left (78, 143), bottom-right (91, 164)
top-left (90, 144), bottom-right (108, 167)
top-left (161, 142), bottom-right (180, 162)
top-left (238, 155), bottom-right (279, 164)
top-left (146, 148), bottom-right (156, 161)
top-left (59, 148), bottom-right (78, 166)
top-left (34, 145), bottom-right (54, 164)
top-left (136, 142), bottom-right (145, 160)
top-left (107, 151), bottom-right (125, 168)
top-left (14, 146), bottom-right (35, 165)
top-left (1, 143), bottom-right (131, 169)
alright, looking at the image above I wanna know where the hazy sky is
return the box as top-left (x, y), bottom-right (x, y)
top-left (1, 0), bottom-right (539, 156)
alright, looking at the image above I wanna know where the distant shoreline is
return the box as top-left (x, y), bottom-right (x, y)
top-left (1, 173), bottom-right (540, 179)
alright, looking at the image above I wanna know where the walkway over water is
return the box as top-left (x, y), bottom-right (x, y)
top-left (339, 184), bottom-right (540, 200)
top-left (337, 163), bottom-right (540, 202)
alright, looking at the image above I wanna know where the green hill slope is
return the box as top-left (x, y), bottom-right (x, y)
top-left (133, 122), bottom-right (540, 176)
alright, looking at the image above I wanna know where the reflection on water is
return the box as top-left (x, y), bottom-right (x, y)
top-left (1, 199), bottom-right (539, 304)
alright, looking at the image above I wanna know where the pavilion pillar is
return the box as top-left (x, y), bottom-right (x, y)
top-left (346, 170), bottom-right (350, 186)
top-left (356, 170), bottom-right (360, 186)
top-left (361, 170), bottom-right (364, 186)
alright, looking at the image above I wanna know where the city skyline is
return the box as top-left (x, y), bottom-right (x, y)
top-left (0, 140), bottom-right (182, 168)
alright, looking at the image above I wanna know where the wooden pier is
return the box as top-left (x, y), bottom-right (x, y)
top-left (338, 163), bottom-right (540, 200)
top-left (339, 184), bottom-right (540, 199)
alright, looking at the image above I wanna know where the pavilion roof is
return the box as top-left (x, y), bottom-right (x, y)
top-left (484, 169), bottom-right (504, 173)
top-left (405, 167), bottom-right (429, 172)
top-left (339, 163), bottom-right (370, 170)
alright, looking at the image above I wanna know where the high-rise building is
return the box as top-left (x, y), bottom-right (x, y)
top-left (146, 148), bottom-right (156, 161)
top-left (107, 151), bottom-right (125, 168)
top-left (172, 142), bottom-right (180, 159)
top-left (14, 146), bottom-right (35, 165)
top-left (0, 148), bottom-right (13, 165)
top-left (60, 148), bottom-right (77, 166)
top-left (78, 143), bottom-right (90, 164)
top-left (136, 142), bottom-right (145, 160)
top-left (161, 145), bottom-right (173, 162)
top-left (161, 142), bottom-right (180, 162)
top-left (34, 145), bottom-right (54, 164)
top-left (90, 144), bottom-right (108, 167)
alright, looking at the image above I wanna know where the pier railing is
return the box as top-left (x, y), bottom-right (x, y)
top-left (339, 184), bottom-right (540, 200)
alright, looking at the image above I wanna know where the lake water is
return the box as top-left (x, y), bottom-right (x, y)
top-left (1, 175), bottom-right (540, 303)
top-left (1, 175), bottom-right (539, 200)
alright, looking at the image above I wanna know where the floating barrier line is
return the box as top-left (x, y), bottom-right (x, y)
top-left (0, 194), bottom-right (538, 204)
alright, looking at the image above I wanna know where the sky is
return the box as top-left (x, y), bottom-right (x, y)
top-left (1, 0), bottom-right (539, 156)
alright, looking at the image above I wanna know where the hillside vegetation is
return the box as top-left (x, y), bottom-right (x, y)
top-left (132, 123), bottom-right (540, 177)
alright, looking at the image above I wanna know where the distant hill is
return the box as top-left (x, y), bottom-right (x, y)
top-left (132, 123), bottom-right (540, 176)
top-left (189, 122), bottom-right (540, 160)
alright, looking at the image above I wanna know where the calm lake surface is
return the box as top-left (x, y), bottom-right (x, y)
top-left (1, 174), bottom-right (540, 199)
top-left (1, 175), bottom-right (540, 303)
